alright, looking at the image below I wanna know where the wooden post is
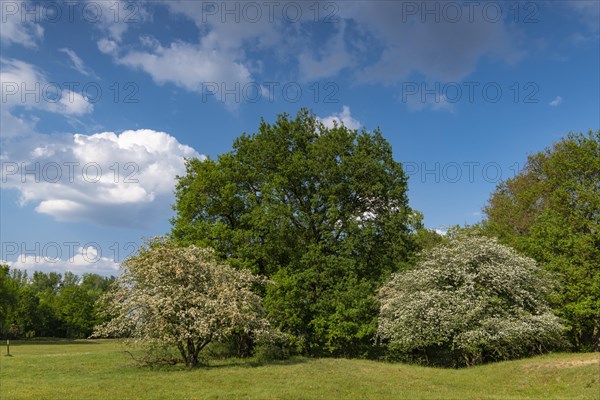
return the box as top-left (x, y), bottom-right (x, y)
top-left (6, 339), bottom-right (10, 356)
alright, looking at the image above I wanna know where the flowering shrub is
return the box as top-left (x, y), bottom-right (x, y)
top-left (93, 238), bottom-right (273, 367)
top-left (377, 234), bottom-right (567, 367)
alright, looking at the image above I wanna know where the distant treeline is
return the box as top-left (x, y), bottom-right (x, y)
top-left (0, 266), bottom-right (115, 339)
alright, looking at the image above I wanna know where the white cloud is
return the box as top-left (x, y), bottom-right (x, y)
top-left (115, 36), bottom-right (253, 105)
top-left (435, 228), bottom-right (447, 236)
top-left (161, 1), bottom-right (519, 84)
top-left (0, 58), bottom-right (44, 104)
top-left (318, 106), bottom-right (362, 130)
top-left (0, 58), bottom-right (94, 137)
top-left (549, 96), bottom-right (563, 107)
top-left (0, 1), bottom-right (44, 48)
top-left (85, 0), bottom-right (150, 42)
top-left (96, 1), bottom-right (525, 108)
top-left (3, 246), bottom-right (119, 277)
top-left (59, 48), bottom-right (96, 77)
top-left (157, 1), bottom-right (348, 86)
top-left (48, 90), bottom-right (94, 116)
top-left (1, 129), bottom-right (203, 228)
top-left (97, 38), bottom-right (119, 55)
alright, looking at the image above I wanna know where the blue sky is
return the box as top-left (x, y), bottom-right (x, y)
top-left (1, 0), bottom-right (598, 276)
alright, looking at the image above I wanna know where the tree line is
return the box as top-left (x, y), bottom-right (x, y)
top-left (0, 267), bottom-right (114, 339)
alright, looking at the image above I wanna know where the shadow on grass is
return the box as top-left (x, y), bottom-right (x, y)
top-left (206, 357), bottom-right (310, 369)
top-left (124, 356), bottom-right (311, 372)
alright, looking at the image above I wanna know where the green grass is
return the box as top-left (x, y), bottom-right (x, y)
top-left (0, 340), bottom-right (598, 399)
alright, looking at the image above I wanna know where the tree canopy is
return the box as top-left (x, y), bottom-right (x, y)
top-left (171, 109), bottom-right (421, 356)
top-left (378, 234), bottom-right (566, 367)
top-left (482, 130), bottom-right (600, 350)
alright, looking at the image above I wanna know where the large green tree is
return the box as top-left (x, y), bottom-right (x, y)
top-left (483, 131), bottom-right (600, 350)
top-left (171, 109), bottom-right (420, 356)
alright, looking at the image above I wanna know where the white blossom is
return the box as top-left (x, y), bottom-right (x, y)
top-left (93, 238), bottom-right (273, 367)
top-left (377, 234), bottom-right (566, 366)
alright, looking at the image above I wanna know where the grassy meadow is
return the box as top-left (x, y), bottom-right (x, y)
top-left (0, 340), bottom-right (598, 399)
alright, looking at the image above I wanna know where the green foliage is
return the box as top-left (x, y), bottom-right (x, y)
top-left (0, 267), bottom-right (114, 339)
top-left (0, 265), bottom-right (18, 334)
top-left (482, 131), bottom-right (600, 350)
top-left (378, 234), bottom-right (567, 367)
top-left (171, 109), bottom-right (420, 356)
top-left (55, 285), bottom-right (96, 338)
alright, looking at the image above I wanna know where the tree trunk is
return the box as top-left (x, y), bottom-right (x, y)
top-left (235, 331), bottom-right (253, 357)
top-left (193, 336), bottom-right (211, 365)
top-left (187, 338), bottom-right (198, 367)
top-left (177, 341), bottom-right (189, 367)
top-left (178, 337), bottom-right (212, 367)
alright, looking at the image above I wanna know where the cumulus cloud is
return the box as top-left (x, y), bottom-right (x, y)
top-left (0, 1), bottom-right (44, 48)
top-left (0, 58), bottom-right (94, 137)
top-left (3, 245), bottom-right (120, 277)
top-left (318, 106), bottom-right (361, 130)
top-left (549, 96), bottom-right (563, 107)
top-left (1, 129), bottom-right (203, 228)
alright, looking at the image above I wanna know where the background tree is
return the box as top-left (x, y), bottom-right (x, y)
top-left (482, 131), bottom-right (600, 350)
top-left (1, 268), bottom-right (114, 339)
top-left (93, 238), bottom-right (272, 367)
top-left (171, 109), bottom-right (420, 356)
top-left (55, 285), bottom-right (96, 338)
top-left (0, 265), bottom-right (18, 335)
top-left (377, 234), bottom-right (566, 367)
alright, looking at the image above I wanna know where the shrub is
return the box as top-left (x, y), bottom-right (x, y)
top-left (377, 234), bottom-right (567, 367)
top-left (93, 238), bottom-right (274, 367)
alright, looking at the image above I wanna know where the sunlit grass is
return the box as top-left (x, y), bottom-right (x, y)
top-left (0, 339), bottom-right (598, 399)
